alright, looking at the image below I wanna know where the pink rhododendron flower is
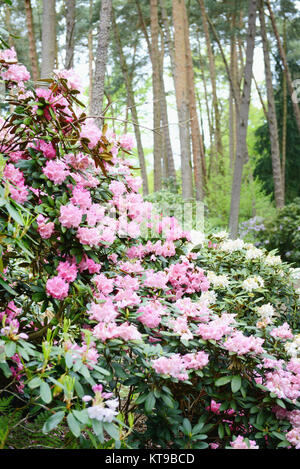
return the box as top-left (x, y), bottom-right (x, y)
top-left (286, 427), bottom-right (300, 449)
top-left (88, 300), bottom-right (118, 323)
top-left (36, 214), bottom-right (55, 239)
top-left (59, 203), bottom-right (83, 228)
top-left (93, 273), bottom-right (114, 296)
top-left (71, 186), bottom-right (92, 210)
top-left (78, 256), bottom-right (102, 274)
top-left (144, 270), bottom-right (169, 290)
top-left (118, 134), bottom-right (135, 151)
top-left (46, 276), bottom-right (69, 300)
top-left (1, 64), bottom-right (30, 84)
top-left (77, 227), bottom-right (101, 247)
top-left (223, 331), bottom-right (265, 356)
top-left (109, 180), bottom-right (127, 197)
top-left (270, 322), bottom-right (294, 341)
top-left (152, 355), bottom-right (188, 381)
top-left (182, 351), bottom-right (209, 370)
top-left (57, 261), bottom-right (78, 283)
top-left (80, 119), bottom-right (102, 148)
top-left (43, 160), bottom-right (70, 185)
top-left (230, 435), bottom-right (259, 449)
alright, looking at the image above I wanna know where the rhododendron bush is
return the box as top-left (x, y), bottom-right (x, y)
top-left (0, 51), bottom-right (300, 450)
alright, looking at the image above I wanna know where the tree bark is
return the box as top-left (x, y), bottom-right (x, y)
top-left (88, 0), bottom-right (94, 114)
top-left (150, 0), bottom-right (162, 192)
top-left (229, 0), bottom-right (257, 238)
top-left (266, 0), bottom-right (300, 134)
top-left (198, 0), bottom-right (223, 172)
top-left (159, 29), bottom-right (177, 189)
top-left (91, 0), bottom-right (112, 126)
top-left (172, 0), bottom-right (193, 200)
top-left (259, 0), bottom-right (284, 208)
top-left (282, 17), bottom-right (287, 199)
top-left (25, 0), bottom-right (39, 81)
top-left (41, 0), bottom-right (56, 79)
top-left (112, 10), bottom-right (149, 196)
top-left (65, 0), bottom-right (76, 69)
top-left (183, 3), bottom-right (204, 200)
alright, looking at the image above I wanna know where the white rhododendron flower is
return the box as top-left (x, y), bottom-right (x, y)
top-left (190, 230), bottom-right (205, 247)
top-left (245, 247), bottom-right (264, 260)
top-left (242, 276), bottom-right (264, 292)
top-left (206, 271), bottom-right (229, 288)
top-left (264, 255), bottom-right (282, 266)
top-left (220, 238), bottom-right (245, 253)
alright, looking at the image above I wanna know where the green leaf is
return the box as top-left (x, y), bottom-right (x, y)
top-left (161, 394), bottom-right (174, 408)
top-left (5, 203), bottom-right (24, 225)
top-left (145, 392), bottom-right (156, 413)
top-left (43, 411), bottom-right (65, 434)
top-left (0, 362), bottom-right (12, 378)
top-left (182, 418), bottom-right (192, 435)
top-left (72, 409), bottom-right (89, 425)
top-left (40, 381), bottom-right (52, 404)
top-left (103, 422), bottom-right (120, 441)
top-left (5, 341), bottom-right (16, 358)
top-left (28, 376), bottom-right (43, 389)
top-left (218, 423), bottom-right (224, 439)
top-left (231, 375), bottom-right (242, 393)
top-left (67, 412), bottom-right (81, 438)
top-left (215, 376), bottom-right (232, 387)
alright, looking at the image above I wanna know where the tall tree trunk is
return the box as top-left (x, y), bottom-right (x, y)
top-left (282, 17), bottom-right (287, 199)
top-left (266, 0), bottom-right (300, 134)
top-left (183, 3), bottom-right (204, 200)
top-left (25, 0), bottom-right (39, 81)
top-left (198, 0), bottom-right (223, 172)
top-left (259, 0), bottom-right (284, 208)
top-left (91, 0), bottom-right (112, 126)
top-left (88, 0), bottom-right (94, 114)
top-left (112, 10), bottom-right (149, 196)
top-left (65, 0), bottom-right (76, 69)
top-left (41, 0), bottom-right (56, 79)
top-left (159, 29), bottom-right (177, 189)
top-left (229, 0), bottom-right (257, 238)
top-left (150, 0), bottom-right (162, 192)
top-left (172, 0), bottom-right (193, 200)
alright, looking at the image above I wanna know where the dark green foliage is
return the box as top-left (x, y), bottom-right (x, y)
top-left (258, 197), bottom-right (300, 265)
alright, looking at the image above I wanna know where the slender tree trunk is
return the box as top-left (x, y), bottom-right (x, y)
top-left (282, 17), bottom-right (287, 199)
top-left (198, 0), bottom-right (223, 172)
top-left (91, 0), bottom-right (112, 126)
top-left (88, 0), bottom-right (94, 114)
top-left (183, 3), bottom-right (204, 200)
top-left (259, 0), bottom-right (284, 208)
top-left (65, 0), bottom-right (76, 69)
top-left (229, 0), bottom-right (257, 238)
top-left (112, 11), bottom-right (149, 196)
top-left (25, 0), bottom-right (39, 81)
top-left (150, 0), bottom-right (162, 192)
top-left (266, 0), bottom-right (300, 134)
top-left (172, 0), bottom-right (193, 200)
top-left (159, 29), bottom-right (177, 189)
top-left (41, 0), bottom-right (56, 79)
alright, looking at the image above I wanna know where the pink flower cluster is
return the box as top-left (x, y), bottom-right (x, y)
top-left (43, 160), bottom-right (70, 185)
top-left (230, 435), bottom-right (259, 449)
top-left (166, 258), bottom-right (209, 298)
top-left (270, 322), bottom-right (294, 341)
top-left (196, 313), bottom-right (236, 341)
top-left (36, 214), bottom-right (55, 239)
top-left (3, 163), bottom-right (28, 204)
top-left (93, 321), bottom-right (142, 343)
top-left (136, 301), bottom-right (166, 328)
top-left (152, 351), bottom-right (209, 381)
top-left (223, 331), bottom-right (265, 356)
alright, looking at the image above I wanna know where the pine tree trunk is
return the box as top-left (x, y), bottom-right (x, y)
top-left (229, 0), bottom-right (257, 239)
top-left (25, 0), bottom-right (39, 81)
top-left (65, 0), bottom-right (76, 69)
top-left (91, 0), bottom-right (112, 126)
top-left (266, 0), bottom-right (300, 134)
top-left (88, 0), bottom-right (94, 114)
top-left (41, 0), bottom-right (56, 79)
top-left (198, 0), bottom-right (223, 172)
top-left (172, 0), bottom-right (193, 200)
top-left (159, 29), bottom-right (177, 189)
top-left (282, 17), bottom-right (287, 200)
top-left (183, 3), bottom-right (204, 200)
top-left (259, 0), bottom-right (284, 209)
top-left (150, 0), bottom-right (162, 192)
top-left (112, 11), bottom-right (149, 196)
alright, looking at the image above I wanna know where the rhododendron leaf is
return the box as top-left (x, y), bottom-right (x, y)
top-left (0, 278), bottom-right (18, 295)
top-left (28, 376), bottom-right (43, 389)
top-left (218, 423), bottom-right (224, 439)
top-left (72, 409), bottom-right (89, 425)
top-left (67, 412), bottom-right (81, 438)
top-left (145, 393), bottom-right (156, 413)
top-left (0, 362), bottom-right (12, 378)
top-left (40, 381), bottom-right (52, 404)
top-left (103, 422), bottom-right (120, 441)
top-left (161, 394), bottom-right (174, 408)
top-left (231, 375), bottom-right (241, 393)
top-left (215, 376), bottom-right (232, 387)
top-left (92, 420), bottom-right (104, 441)
top-left (5, 341), bottom-right (16, 358)
top-left (42, 411), bottom-right (65, 434)
top-left (5, 203), bottom-right (24, 225)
